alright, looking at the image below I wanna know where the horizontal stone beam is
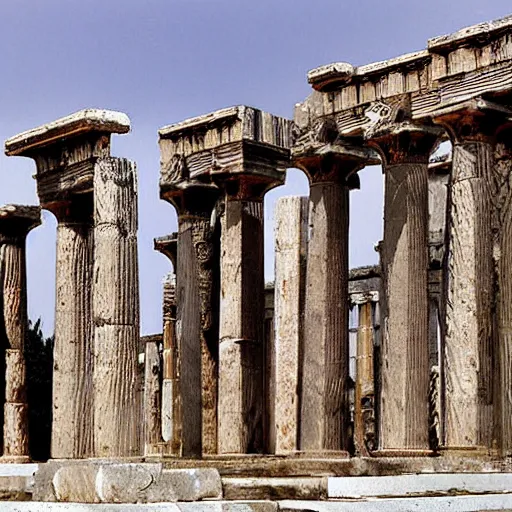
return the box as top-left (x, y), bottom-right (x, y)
top-left (5, 109), bottom-right (130, 157)
top-left (159, 106), bottom-right (292, 192)
top-left (297, 14), bottom-right (512, 135)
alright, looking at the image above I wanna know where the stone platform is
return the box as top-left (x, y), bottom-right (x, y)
top-left (1, 459), bottom-right (512, 510)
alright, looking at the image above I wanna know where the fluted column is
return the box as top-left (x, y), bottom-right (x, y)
top-left (215, 178), bottom-right (269, 454)
top-left (493, 127), bottom-right (512, 456)
top-left (160, 185), bottom-right (220, 458)
top-left (369, 125), bottom-right (439, 454)
top-left (5, 108), bottom-right (131, 458)
top-left (293, 124), bottom-right (377, 454)
top-left (434, 103), bottom-right (503, 454)
top-left (93, 158), bottom-right (140, 457)
top-left (0, 205), bottom-right (41, 461)
top-left (49, 198), bottom-right (95, 458)
top-left (154, 235), bottom-right (180, 455)
top-left (159, 106), bottom-right (291, 455)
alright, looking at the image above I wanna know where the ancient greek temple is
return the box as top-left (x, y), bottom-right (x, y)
top-left (0, 14), bottom-right (511, 511)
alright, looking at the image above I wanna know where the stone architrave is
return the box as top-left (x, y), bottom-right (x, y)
top-left (367, 114), bottom-right (441, 454)
top-left (0, 205), bottom-right (41, 461)
top-left (5, 109), bottom-right (134, 458)
top-left (154, 235), bottom-right (181, 455)
top-left (160, 106), bottom-right (292, 454)
top-left (432, 99), bottom-right (509, 454)
top-left (292, 119), bottom-right (378, 454)
top-left (272, 196), bottom-right (308, 454)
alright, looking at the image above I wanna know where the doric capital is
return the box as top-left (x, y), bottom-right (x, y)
top-left (431, 98), bottom-right (512, 144)
top-left (0, 205), bottom-right (41, 244)
top-left (154, 233), bottom-right (178, 268)
top-left (292, 117), bottom-right (379, 186)
top-left (159, 106), bottom-right (292, 201)
top-left (368, 123), bottom-right (442, 166)
top-left (5, 109), bottom-right (130, 206)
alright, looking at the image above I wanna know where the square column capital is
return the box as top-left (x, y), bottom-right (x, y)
top-left (159, 106), bottom-right (292, 198)
top-left (5, 109), bottom-right (131, 206)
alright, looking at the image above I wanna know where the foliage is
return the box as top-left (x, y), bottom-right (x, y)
top-left (25, 318), bottom-right (53, 461)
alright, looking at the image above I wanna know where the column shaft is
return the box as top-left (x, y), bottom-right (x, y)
top-left (52, 213), bottom-right (93, 458)
top-left (444, 140), bottom-right (493, 450)
top-left (493, 132), bottom-right (512, 455)
top-left (379, 161), bottom-right (430, 450)
top-left (301, 181), bottom-right (350, 452)
top-left (1, 241), bottom-right (28, 458)
top-left (143, 337), bottom-right (161, 456)
top-left (93, 157), bottom-right (140, 457)
top-left (273, 196), bottom-right (308, 453)
top-left (354, 301), bottom-right (375, 456)
top-left (161, 273), bottom-right (181, 455)
top-left (218, 198), bottom-right (264, 454)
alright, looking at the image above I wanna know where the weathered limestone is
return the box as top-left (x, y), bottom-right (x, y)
top-left (272, 196), bottom-right (308, 454)
top-left (158, 175), bottom-right (221, 457)
top-left (142, 334), bottom-right (163, 457)
top-left (431, 101), bottom-right (508, 453)
top-left (5, 109), bottom-right (136, 458)
top-left (367, 117), bottom-right (440, 454)
top-left (493, 127), bottom-right (512, 456)
top-left (351, 292), bottom-right (379, 457)
top-left (0, 206), bottom-right (41, 461)
top-left (33, 461), bottom-right (222, 503)
top-left (292, 121), bottom-right (378, 454)
top-left (160, 106), bottom-right (292, 454)
top-left (154, 235), bottom-right (181, 456)
top-left (93, 157), bottom-right (140, 457)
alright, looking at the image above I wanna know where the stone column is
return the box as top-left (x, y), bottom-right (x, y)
top-left (272, 196), bottom-right (308, 454)
top-left (493, 127), bottom-right (512, 456)
top-left (159, 106), bottom-right (291, 455)
top-left (93, 157), bottom-right (140, 457)
top-left (142, 334), bottom-right (163, 457)
top-left (433, 102), bottom-right (503, 453)
top-left (5, 109), bottom-right (131, 458)
top-left (352, 293), bottom-right (378, 457)
top-left (154, 235), bottom-right (180, 455)
top-left (0, 205), bottom-right (41, 461)
top-left (292, 123), bottom-right (377, 454)
top-left (159, 184), bottom-right (220, 458)
top-left (369, 125), bottom-right (439, 454)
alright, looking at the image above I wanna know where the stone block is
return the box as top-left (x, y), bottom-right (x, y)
top-left (33, 461), bottom-right (221, 503)
top-left (222, 477), bottom-right (326, 500)
top-left (327, 473), bottom-right (512, 498)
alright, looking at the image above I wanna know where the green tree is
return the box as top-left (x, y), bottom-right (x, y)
top-left (25, 319), bottom-right (53, 461)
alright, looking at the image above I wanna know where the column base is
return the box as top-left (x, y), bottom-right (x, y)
top-left (371, 449), bottom-right (436, 458)
top-left (291, 450), bottom-right (350, 459)
top-left (437, 446), bottom-right (494, 458)
top-left (0, 455), bottom-right (30, 463)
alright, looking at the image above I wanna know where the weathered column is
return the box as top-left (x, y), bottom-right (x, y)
top-left (369, 123), bottom-right (439, 454)
top-left (0, 205), bottom-right (41, 461)
top-left (433, 100), bottom-right (504, 453)
top-left (154, 235), bottom-right (181, 455)
top-left (272, 196), bottom-right (308, 454)
top-left (351, 293), bottom-right (378, 457)
top-left (158, 180), bottom-right (220, 458)
top-left (427, 155), bottom-right (451, 451)
top-left (493, 127), bottom-right (512, 456)
top-left (293, 120), bottom-right (378, 454)
top-left (93, 157), bottom-right (140, 457)
top-left (142, 334), bottom-right (163, 457)
top-left (5, 109), bottom-right (131, 458)
top-left (160, 106), bottom-right (291, 455)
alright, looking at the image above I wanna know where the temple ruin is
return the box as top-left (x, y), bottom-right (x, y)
top-left (0, 13), bottom-right (511, 511)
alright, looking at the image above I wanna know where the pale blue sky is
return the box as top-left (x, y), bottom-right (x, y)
top-left (0, 0), bottom-right (509, 336)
